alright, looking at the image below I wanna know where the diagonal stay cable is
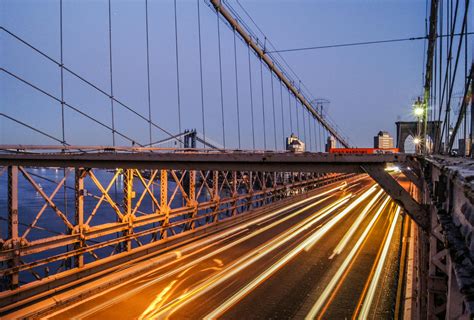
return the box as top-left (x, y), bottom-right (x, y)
top-left (0, 113), bottom-right (68, 145)
top-left (1, 67), bottom-right (142, 146)
top-left (0, 26), bottom-right (184, 146)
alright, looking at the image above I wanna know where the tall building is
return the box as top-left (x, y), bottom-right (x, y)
top-left (374, 131), bottom-right (394, 149)
top-left (325, 136), bottom-right (336, 152)
top-left (286, 133), bottom-right (305, 152)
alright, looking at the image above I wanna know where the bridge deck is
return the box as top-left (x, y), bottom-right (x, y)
top-left (0, 147), bottom-right (405, 172)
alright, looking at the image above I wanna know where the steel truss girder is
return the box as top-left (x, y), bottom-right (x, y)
top-left (0, 164), bottom-right (352, 295)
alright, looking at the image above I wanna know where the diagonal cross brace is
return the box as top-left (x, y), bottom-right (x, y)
top-left (362, 164), bottom-right (429, 230)
top-left (401, 167), bottom-right (423, 190)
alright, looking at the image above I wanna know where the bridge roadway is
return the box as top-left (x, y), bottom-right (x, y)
top-left (23, 176), bottom-right (403, 319)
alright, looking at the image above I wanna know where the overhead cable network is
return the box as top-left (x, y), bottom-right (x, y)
top-left (267, 32), bottom-right (473, 54)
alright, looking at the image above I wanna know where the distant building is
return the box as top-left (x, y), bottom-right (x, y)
top-left (374, 131), bottom-right (394, 149)
top-left (286, 134), bottom-right (305, 152)
top-left (325, 136), bottom-right (336, 152)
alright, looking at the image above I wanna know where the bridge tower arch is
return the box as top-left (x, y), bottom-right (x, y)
top-left (395, 121), bottom-right (441, 153)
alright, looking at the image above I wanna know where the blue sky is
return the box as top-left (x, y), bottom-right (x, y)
top-left (1, 0), bottom-right (472, 149)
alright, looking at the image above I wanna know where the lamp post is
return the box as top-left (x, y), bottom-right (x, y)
top-left (412, 97), bottom-right (425, 154)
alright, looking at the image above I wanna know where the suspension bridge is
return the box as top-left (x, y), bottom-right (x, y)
top-left (0, 0), bottom-right (473, 319)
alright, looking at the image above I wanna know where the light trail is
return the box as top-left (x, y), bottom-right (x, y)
top-left (356, 206), bottom-right (400, 319)
top-left (202, 195), bottom-right (358, 319)
top-left (145, 192), bottom-right (362, 318)
top-left (304, 196), bottom-right (391, 320)
top-left (303, 185), bottom-right (377, 252)
top-left (329, 188), bottom-right (384, 259)
top-left (54, 182), bottom-right (352, 319)
top-left (204, 185), bottom-right (378, 319)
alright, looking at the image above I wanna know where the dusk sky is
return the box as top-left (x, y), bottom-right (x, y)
top-left (1, 0), bottom-right (472, 149)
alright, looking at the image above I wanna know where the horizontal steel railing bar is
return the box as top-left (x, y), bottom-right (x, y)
top-left (0, 195), bottom-right (277, 277)
top-left (0, 176), bottom-right (320, 259)
top-left (0, 177), bottom-right (356, 313)
top-left (0, 175), bottom-right (349, 276)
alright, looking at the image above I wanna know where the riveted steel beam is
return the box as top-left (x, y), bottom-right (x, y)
top-left (362, 164), bottom-right (429, 230)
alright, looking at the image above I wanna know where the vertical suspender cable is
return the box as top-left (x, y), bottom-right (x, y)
top-left (173, 0), bottom-right (182, 139)
top-left (308, 111), bottom-right (312, 151)
top-left (288, 90), bottom-right (293, 134)
top-left (435, 0), bottom-right (443, 150)
top-left (421, 0), bottom-right (428, 88)
top-left (233, 28), bottom-right (241, 149)
top-left (302, 106), bottom-right (307, 144)
top-left (433, 28), bottom-right (437, 124)
top-left (197, 0), bottom-right (206, 147)
top-left (145, 0), bottom-right (152, 145)
top-left (59, 0), bottom-right (69, 251)
top-left (108, 0), bottom-right (116, 146)
top-left (445, 0), bottom-right (453, 148)
top-left (260, 57), bottom-right (266, 149)
top-left (216, 9), bottom-right (226, 148)
top-left (270, 72), bottom-right (277, 149)
top-left (59, 0), bottom-right (65, 145)
top-left (445, 0), bottom-right (470, 151)
top-left (279, 79), bottom-right (285, 149)
top-left (295, 94), bottom-right (300, 136)
top-left (463, 2), bottom-right (468, 145)
top-left (247, 43), bottom-right (255, 149)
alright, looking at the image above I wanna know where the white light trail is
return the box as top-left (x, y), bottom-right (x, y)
top-left (152, 193), bottom-right (359, 318)
top-left (203, 187), bottom-right (379, 319)
top-left (304, 196), bottom-right (391, 320)
top-left (329, 188), bottom-right (384, 259)
top-left (303, 185), bottom-right (377, 252)
top-left (57, 183), bottom-right (349, 319)
top-left (357, 206), bottom-right (400, 319)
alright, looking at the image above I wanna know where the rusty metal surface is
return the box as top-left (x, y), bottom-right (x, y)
top-left (0, 162), bottom-right (353, 306)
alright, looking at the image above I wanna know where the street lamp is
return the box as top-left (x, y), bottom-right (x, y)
top-left (412, 98), bottom-right (425, 118)
top-left (413, 105), bottom-right (424, 117)
top-left (412, 97), bottom-right (426, 154)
